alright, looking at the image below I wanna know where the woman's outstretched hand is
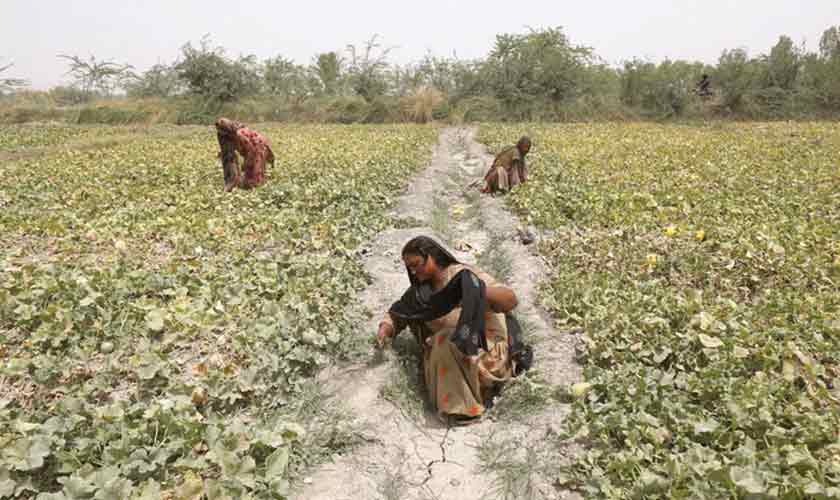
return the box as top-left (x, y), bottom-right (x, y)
top-left (375, 322), bottom-right (394, 349)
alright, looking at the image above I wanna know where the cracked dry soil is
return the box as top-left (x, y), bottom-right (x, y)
top-left (293, 127), bottom-right (582, 500)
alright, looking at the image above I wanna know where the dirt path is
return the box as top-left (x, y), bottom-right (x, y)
top-left (293, 128), bottom-right (582, 500)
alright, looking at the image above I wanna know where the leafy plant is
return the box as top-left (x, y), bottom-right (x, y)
top-left (479, 122), bottom-right (840, 499)
top-left (0, 123), bottom-right (439, 498)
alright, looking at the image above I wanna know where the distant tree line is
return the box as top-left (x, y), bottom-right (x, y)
top-left (4, 26), bottom-right (840, 121)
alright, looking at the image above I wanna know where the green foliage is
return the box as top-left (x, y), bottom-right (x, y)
top-left (714, 48), bottom-right (760, 112)
top-left (48, 85), bottom-right (96, 106)
top-left (0, 124), bottom-right (149, 153)
top-left (480, 27), bottom-right (599, 119)
top-left (263, 56), bottom-right (311, 102)
top-left (175, 36), bottom-right (261, 103)
top-left (764, 36), bottom-right (801, 91)
top-left (311, 52), bottom-right (344, 97)
top-left (345, 35), bottom-right (392, 103)
top-left (74, 106), bottom-right (154, 125)
top-left (819, 26), bottom-right (840, 60)
top-left (0, 123), bottom-right (439, 498)
top-left (8, 24), bottom-right (840, 123)
top-left (620, 59), bottom-right (708, 117)
top-left (479, 122), bottom-right (840, 499)
top-left (125, 64), bottom-right (181, 99)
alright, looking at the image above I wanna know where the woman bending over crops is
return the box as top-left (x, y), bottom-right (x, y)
top-left (481, 136), bottom-right (531, 194)
top-left (375, 236), bottom-right (531, 423)
top-left (215, 118), bottom-right (275, 192)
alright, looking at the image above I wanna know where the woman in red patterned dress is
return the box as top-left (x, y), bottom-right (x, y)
top-left (215, 118), bottom-right (275, 191)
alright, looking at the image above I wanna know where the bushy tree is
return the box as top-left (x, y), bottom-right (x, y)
top-left (175, 36), bottom-right (260, 103)
top-left (715, 48), bottom-right (758, 111)
top-left (263, 56), bottom-right (310, 101)
top-left (620, 58), bottom-right (707, 116)
top-left (819, 26), bottom-right (840, 59)
top-left (764, 35), bottom-right (801, 90)
top-left (345, 35), bottom-right (392, 102)
top-left (480, 27), bottom-right (597, 118)
top-left (125, 63), bottom-right (181, 98)
top-left (808, 26), bottom-right (840, 110)
top-left (311, 52), bottom-right (344, 96)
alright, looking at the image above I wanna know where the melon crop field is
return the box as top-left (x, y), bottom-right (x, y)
top-left (1, 120), bottom-right (839, 500)
top-left (0, 123), bottom-right (439, 498)
top-left (480, 122), bottom-right (840, 498)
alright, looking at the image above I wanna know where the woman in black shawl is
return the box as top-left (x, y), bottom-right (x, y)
top-left (376, 236), bottom-right (520, 421)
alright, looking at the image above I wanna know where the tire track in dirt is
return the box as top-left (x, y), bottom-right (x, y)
top-left (293, 127), bottom-right (581, 500)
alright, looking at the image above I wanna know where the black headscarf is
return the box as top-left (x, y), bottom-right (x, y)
top-left (388, 236), bottom-right (488, 356)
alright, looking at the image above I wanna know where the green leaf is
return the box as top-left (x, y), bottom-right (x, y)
top-left (93, 477), bottom-right (133, 500)
top-left (693, 419), bottom-right (719, 434)
top-left (730, 466), bottom-right (766, 495)
top-left (3, 435), bottom-right (52, 471)
top-left (204, 480), bottom-right (234, 500)
top-left (265, 446), bottom-right (290, 477)
top-left (174, 472), bottom-right (204, 500)
top-left (59, 475), bottom-right (96, 499)
top-left (36, 493), bottom-right (69, 500)
top-left (782, 359), bottom-right (796, 382)
top-left (269, 478), bottom-right (290, 497)
top-left (131, 480), bottom-right (160, 500)
top-left (698, 333), bottom-right (723, 349)
top-left (733, 346), bottom-right (750, 358)
top-left (0, 468), bottom-right (16, 498)
top-left (136, 363), bottom-right (159, 380)
top-left (693, 311), bottom-right (715, 331)
top-left (145, 309), bottom-right (165, 332)
top-left (786, 447), bottom-right (817, 470)
top-left (803, 481), bottom-right (826, 497)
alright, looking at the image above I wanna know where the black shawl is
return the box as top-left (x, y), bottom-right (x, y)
top-left (388, 243), bottom-right (488, 356)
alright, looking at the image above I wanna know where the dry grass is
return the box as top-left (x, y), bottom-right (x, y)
top-left (400, 86), bottom-right (445, 124)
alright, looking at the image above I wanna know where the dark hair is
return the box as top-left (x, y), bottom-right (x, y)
top-left (517, 136), bottom-right (531, 150)
top-left (402, 236), bottom-right (458, 268)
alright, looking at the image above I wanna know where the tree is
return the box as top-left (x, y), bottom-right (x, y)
top-left (481, 27), bottom-right (597, 118)
top-left (263, 56), bottom-right (309, 101)
top-left (175, 35), bottom-right (260, 103)
top-left (311, 52), bottom-right (343, 96)
top-left (125, 63), bottom-right (181, 98)
top-left (57, 54), bottom-right (134, 96)
top-left (620, 58), bottom-right (706, 116)
top-left (803, 26), bottom-right (840, 110)
top-left (764, 35), bottom-right (800, 90)
top-left (715, 48), bottom-right (758, 111)
top-left (345, 35), bottom-right (393, 102)
top-left (0, 61), bottom-right (28, 95)
top-left (819, 26), bottom-right (840, 60)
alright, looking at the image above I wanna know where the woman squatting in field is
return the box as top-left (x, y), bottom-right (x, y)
top-left (481, 136), bottom-right (532, 194)
top-left (215, 118), bottom-right (275, 192)
top-left (376, 236), bottom-right (532, 424)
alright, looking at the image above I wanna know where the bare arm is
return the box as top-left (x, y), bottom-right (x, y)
top-left (486, 285), bottom-right (518, 313)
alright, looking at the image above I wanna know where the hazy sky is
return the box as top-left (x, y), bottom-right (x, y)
top-left (3, 0), bottom-right (839, 89)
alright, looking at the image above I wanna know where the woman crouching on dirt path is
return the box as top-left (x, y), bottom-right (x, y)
top-left (481, 136), bottom-right (531, 194)
top-left (215, 118), bottom-right (275, 192)
top-left (376, 236), bottom-right (529, 424)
